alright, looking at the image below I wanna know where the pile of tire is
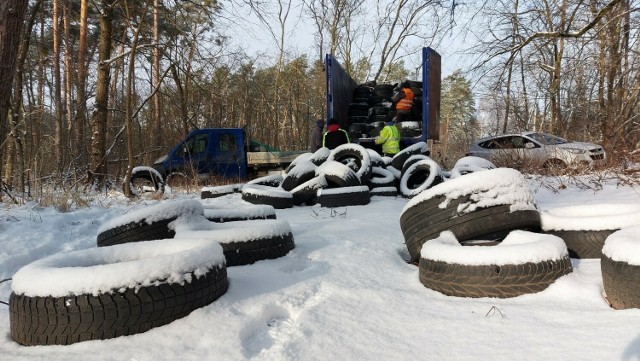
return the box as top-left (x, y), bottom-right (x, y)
top-left (9, 199), bottom-right (295, 346)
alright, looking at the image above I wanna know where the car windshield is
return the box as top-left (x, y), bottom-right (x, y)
top-left (527, 132), bottom-right (567, 145)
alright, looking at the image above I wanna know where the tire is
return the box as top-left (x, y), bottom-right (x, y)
top-left (367, 149), bottom-right (385, 167)
top-left (9, 238), bottom-right (228, 346)
top-left (318, 185), bottom-right (370, 208)
top-left (291, 175), bottom-right (327, 205)
top-left (309, 147), bottom-right (331, 166)
top-left (128, 166), bottom-right (164, 194)
top-left (315, 161), bottom-right (361, 188)
top-left (391, 141), bottom-right (430, 169)
top-left (540, 204), bottom-right (640, 259)
top-left (177, 219), bottom-right (296, 267)
top-left (241, 184), bottom-right (293, 209)
top-left (280, 160), bottom-right (317, 191)
top-left (419, 232), bottom-right (572, 298)
top-left (203, 204), bottom-right (277, 223)
top-left (284, 153), bottom-right (313, 174)
top-left (247, 174), bottom-right (284, 187)
top-left (400, 154), bottom-right (431, 177)
top-left (399, 159), bottom-right (443, 198)
top-left (368, 166), bottom-right (395, 189)
top-left (400, 168), bottom-right (541, 262)
top-left (201, 184), bottom-right (236, 199)
top-left (449, 156), bottom-right (496, 179)
top-left (374, 84), bottom-right (395, 99)
top-left (328, 143), bottom-right (372, 183)
top-left (96, 199), bottom-right (204, 247)
top-left (370, 186), bottom-right (398, 197)
top-left (418, 231), bottom-right (571, 298)
top-left (601, 226), bottom-right (640, 309)
top-left (353, 86), bottom-right (374, 98)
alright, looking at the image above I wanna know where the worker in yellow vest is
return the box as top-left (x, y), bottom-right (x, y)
top-left (376, 120), bottom-right (401, 157)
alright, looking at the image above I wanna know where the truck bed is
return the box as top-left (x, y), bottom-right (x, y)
top-left (247, 150), bottom-right (307, 168)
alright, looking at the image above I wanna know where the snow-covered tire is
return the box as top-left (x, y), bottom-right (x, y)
top-left (291, 175), bottom-right (327, 206)
top-left (284, 153), bottom-right (313, 174)
top-left (370, 187), bottom-right (398, 197)
top-left (318, 186), bottom-right (370, 208)
top-left (418, 231), bottom-right (571, 298)
top-left (201, 184), bottom-right (237, 199)
top-left (241, 184), bottom-right (293, 209)
top-left (96, 200), bottom-right (204, 247)
top-left (9, 238), bottom-right (228, 346)
top-left (391, 141), bottom-right (430, 169)
top-left (400, 154), bottom-right (431, 177)
top-left (176, 219), bottom-right (295, 267)
top-left (400, 168), bottom-right (541, 263)
top-left (541, 204), bottom-right (640, 259)
top-left (399, 159), bottom-right (443, 198)
top-left (328, 144), bottom-right (372, 183)
top-left (128, 166), bottom-right (164, 194)
top-left (280, 160), bottom-right (317, 191)
top-left (315, 161), bottom-right (361, 188)
top-left (309, 147), bottom-right (331, 166)
top-left (367, 149), bottom-right (385, 168)
top-left (601, 226), bottom-right (640, 309)
top-left (368, 167), bottom-right (395, 189)
top-left (203, 204), bottom-right (276, 223)
top-left (449, 156), bottom-right (496, 179)
top-left (247, 174), bottom-right (284, 187)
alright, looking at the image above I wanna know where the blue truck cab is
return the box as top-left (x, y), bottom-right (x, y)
top-left (325, 47), bottom-right (441, 149)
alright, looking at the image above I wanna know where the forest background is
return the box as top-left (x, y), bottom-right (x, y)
top-left (0, 0), bottom-right (637, 201)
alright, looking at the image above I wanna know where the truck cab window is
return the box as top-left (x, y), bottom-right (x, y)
top-left (219, 134), bottom-right (237, 152)
top-left (179, 134), bottom-right (208, 156)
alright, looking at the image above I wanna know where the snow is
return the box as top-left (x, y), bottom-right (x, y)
top-left (201, 202), bottom-right (276, 220)
top-left (394, 141), bottom-right (429, 158)
top-left (402, 168), bottom-right (538, 216)
top-left (283, 159), bottom-right (317, 177)
top-left (11, 237), bottom-right (225, 297)
top-left (315, 161), bottom-right (356, 179)
top-left (201, 184), bottom-right (238, 194)
top-left (317, 185), bottom-right (369, 196)
top-left (449, 156), bottom-right (496, 179)
top-left (247, 174), bottom-right (283, 186)
top-left (421, 230), bottom-right (568, 266)
top-left (2, 174), bottom-right (640, 359)
top-left (241, 184), bottom-right (293, 198)
top-left (541, 203), bottom-right (640, 231)
top-left (175, 219), bottom-right (293, 244)
top-left (602, 225), bottom-right (640, 265)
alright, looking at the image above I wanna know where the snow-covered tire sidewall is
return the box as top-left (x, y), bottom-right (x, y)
top-left (318, 186), bottom-right (370, 208)
top-left (291, 175), bottom-right (327, 206)
top-left (602, 255), bottom-right (640, 309)
top-left (203, 205), bottom-right (277, 223)
top-left (201, 185), bottom-right (237, 199)
top-left (223, 231), bottom-right (295, 266)
top-left (247, 174), bottom-right (284, 187)
top-left (96, 200), bottom-right (204, 247)
top-left (368, 167), bottom-right (395, 189)
top-left (399, 159), bottom-right (443, 198)
top-left (241, 184), bottom-right (293, 209)
top-left (391, 141), bottom-right (429, 169)
top-left (280, 160), bottom-right (317, 191)
top-left (546, 230), bottom-right (616, 259)
top-left (9, 240), bottom-right (228, 346)
top-left (328, 144), bottom-right (372, 183)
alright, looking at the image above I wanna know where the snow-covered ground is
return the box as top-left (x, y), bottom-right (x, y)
top-left (1, 173), bottom-right (640, 360)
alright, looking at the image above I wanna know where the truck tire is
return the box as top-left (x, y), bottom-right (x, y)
top-left (129, 166), bottom-right (164, 194)
top-left (400, 169), bottom-right (541, 263)
top-left (391, 141), bottom-right (430, 170)
top-left (399, 159), bottom-right (443, 198)
top-left (9, 238), bottom-right (228, 346)
top-left (291, 175), bottom-right (327, 205)
top-left (241, 184), bottom-right (293, 209)
top-left (419, 231), bottom-right (571, 298)
top-left (328, 144), bottom-right (372, 184)
top-left (280, 160), bottom-right (317, 191)
top-left (318, 186), bottom-right (370, 208)
top-left (97, 199), bottom-right (204, 247)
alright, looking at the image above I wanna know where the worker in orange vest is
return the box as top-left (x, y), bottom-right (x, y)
top-left (392, 81), bottom-right (414, 123)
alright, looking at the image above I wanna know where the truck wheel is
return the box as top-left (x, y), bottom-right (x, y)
top-left (9, 238), bottom-right (228, 346)
top-left (400, 168), bottom-right (541, 263)
top-left (318, 185), bottom-right (370, 208)
top-left (129, 166), bottom-right (164, 194)
top-left (419, 231), bottom-right (572, 298)
top-left (399, 159), bottom-right (443, 198)
top-left (97, 199), bottom-right (204, 247)
top-left (241, 184), bottom-right (293, 209)
top-left (328, 144), bottom-right (372, 183)
top-left (391, 141), bottom-right (430, 169)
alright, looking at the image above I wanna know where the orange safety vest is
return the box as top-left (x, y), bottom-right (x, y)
top-left (396, 87), bottom-right (414, 112)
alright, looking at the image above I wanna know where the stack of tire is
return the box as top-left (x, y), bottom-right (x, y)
top-left (347, 82), bottom-right (397, 140)
top-left (9, 199), bottom-right (295, 346)
top-left (400, 167), bottom-right (574, 298)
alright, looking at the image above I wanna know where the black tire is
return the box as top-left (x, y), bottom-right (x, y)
top-left (315, 161), bottom-right (361, 188)
top-left (374, 84), bottom-right (395, 99)
top-left (280, 160), bottom-right (317, 191)
top-left (602, 255), bottom-right (640, 309)
top-left (128, 167), bottom-right (164, 194)
top-left (400, 169), bottom-right (541, 262)
top-left (399, 159), bottom-right (443, 198)
top-left (418, 231), bottom-right (572, 298)
top-left (348, 103), bottom-right (369, 117)
top-left (391, 141), bottom-right (430, 169)
top-left (309, 147), bottom-right (331, 166)
top-left (203, 205), bottom-right (277, 222)
top-left (353, 86), bottom-right (374, 98)
top-left (328, 143), bottom-right (372, 183)
top-left (370, 105), bottom-right (390, 116)
top-left (284, 153), bottom-right (313, 174)
top-left (545, 230), bottom-right (616, 259)
top-left (201, 185), bottom-right (236, 199)
top-left (291, 175), bottom-right (327, 205)
top-left (9, 239), bottom-right (228, 346)
top-left (449, 156), bottom-right (496, 179)
top-left (97, 199), bottom-right (204, 247)
top-left (318, 186), bottom-right (370, 208)
top-left (368, 166), bottom-right (395, 189)
top-left (370, 187), bottom-right (398, 197)
top-left (367, 149), bottom-right (385, 168)
top-left (247, 174), bottom-right (284, 187)
top-left (241, 184), bottom-right (293, 209)
top-left (400, 154), bottom-right (431, 178)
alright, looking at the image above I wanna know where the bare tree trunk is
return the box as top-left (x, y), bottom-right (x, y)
top-left (152, 0), bottom-right (162, 158)
top-left (89, 0), bottom-right (115, 187)
top-left (52, 0), bottom-right (64, 178)
top-left (123, 19), bottom-right (144, 198)
top-left (76, 0), bottom-right (88, 170)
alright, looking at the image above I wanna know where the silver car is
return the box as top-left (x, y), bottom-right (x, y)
top-left (467, 132), bottom-right (606, 168)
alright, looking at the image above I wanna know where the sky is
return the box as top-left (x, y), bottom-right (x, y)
top-left (1, 166), bottom-right (640, 360)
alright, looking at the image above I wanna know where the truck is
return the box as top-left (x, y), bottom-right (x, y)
top-left (129, 128), bottom-right (306, 192)
top-left (325, 47), bottom-right (441, 150)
